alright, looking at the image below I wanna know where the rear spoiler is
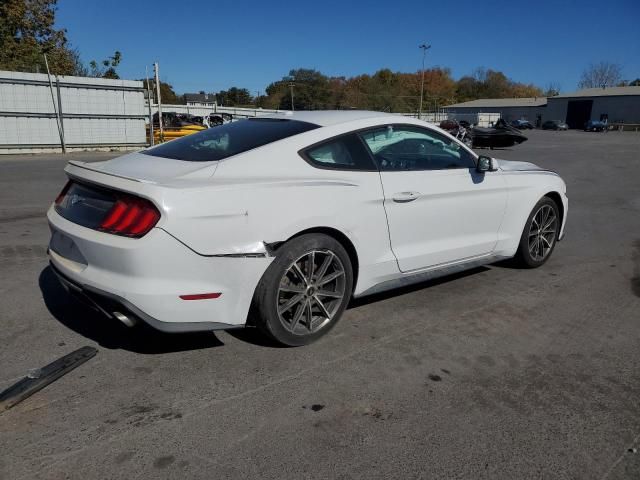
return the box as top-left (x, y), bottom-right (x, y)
top-left (66, 160), bottom-right (151, 183)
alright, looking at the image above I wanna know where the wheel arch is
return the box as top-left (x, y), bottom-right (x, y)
top-left (543, 191), bottom-right (564, 237)
top-left (266, 226), bottom-right (360, 292)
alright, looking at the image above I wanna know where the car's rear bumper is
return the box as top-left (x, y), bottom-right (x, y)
top-left (49, 262), bottom-right (240, 332)
top-left (47, 206), bottom-right (273, 332)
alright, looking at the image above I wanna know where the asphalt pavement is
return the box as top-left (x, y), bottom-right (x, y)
top-left (1, 130), bottom-right (639, 479)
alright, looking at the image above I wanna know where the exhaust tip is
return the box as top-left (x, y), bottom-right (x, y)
top-left (113, 311), bottom-right (138, 328)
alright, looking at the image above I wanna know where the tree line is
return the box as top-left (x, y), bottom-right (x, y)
top-left (255, 67), bottom-right (545, 112)
top-left (194, 67), bottom-right (545, 111)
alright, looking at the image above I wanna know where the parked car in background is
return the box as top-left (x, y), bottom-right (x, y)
top-left (511, 119), bottom-right (534, 130)
top-left (584, 120), bottom-right (606, 132)
top-left (48, 111), bottom-right (567, 346)
top-left (542, 120), bottom-right (569, 131)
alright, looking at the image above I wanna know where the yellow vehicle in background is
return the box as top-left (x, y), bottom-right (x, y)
top-left (146, 112), bottom-right (207, 144)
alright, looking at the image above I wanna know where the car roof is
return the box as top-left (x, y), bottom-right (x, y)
top-left (257, 110), bottom-right (397, 127)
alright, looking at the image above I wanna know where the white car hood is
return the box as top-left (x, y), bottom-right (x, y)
top-left (71, 151), bottom-right (218, 184)
top-left (496, 159), bottom-right (546, 172)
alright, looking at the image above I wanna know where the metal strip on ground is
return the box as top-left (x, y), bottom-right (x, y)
top-left (0, 346), bottom-right (97, 412)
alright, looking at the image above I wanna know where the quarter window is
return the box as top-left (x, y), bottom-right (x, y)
top-left (359, 125), bottom-right (476, 171)
top-left (142, 118), bottom-right (319, 162)
top-left (303, 134), bottom-right (377, 171)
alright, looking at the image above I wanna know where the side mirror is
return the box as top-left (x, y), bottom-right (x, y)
top-left (476, 155), bottom-right (497, 173)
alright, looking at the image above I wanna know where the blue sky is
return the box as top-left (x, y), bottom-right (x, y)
top-left (56, 0), bottom-right (640, 95)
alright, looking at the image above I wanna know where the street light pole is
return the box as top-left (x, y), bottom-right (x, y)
top-left (418, 44), bottom-right (431, 119)
top-left (288, 82), bottom-right (295, 111)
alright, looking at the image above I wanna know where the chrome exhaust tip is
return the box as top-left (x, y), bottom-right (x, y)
top-left (112, 311), bottom-right (138, 328)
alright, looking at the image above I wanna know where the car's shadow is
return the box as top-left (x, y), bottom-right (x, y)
top-left (40, 264), bottom-right (493, 352)
top-left (39, 266), bottom-right (224, 354)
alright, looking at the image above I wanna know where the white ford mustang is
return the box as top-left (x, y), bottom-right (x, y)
top-left (48, 111), bottom-right (567, 346)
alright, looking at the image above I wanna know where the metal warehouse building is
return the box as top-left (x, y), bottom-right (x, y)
top-left (445, 86), bottom-right (640, 129)
top-left (444, 97), bottom-right (547, 126)
top-left (545, 86), bottom-right (640, 129)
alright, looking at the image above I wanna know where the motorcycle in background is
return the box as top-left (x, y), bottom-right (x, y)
top-left (439, 120), bottom-right (473, 148)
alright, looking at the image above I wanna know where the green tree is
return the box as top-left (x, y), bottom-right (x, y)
top-left (89, 51), bottom-right (121, 79)
top-left (455, 76), bottom-right (483, 102)
top-left (140, 79), bottom-right (181, 104)
top-left (0, 0), bottom-right (84, 75)
top-left (269, 69), bottom-right (332, 110)
top-left (215, 87), bottom-right (253, 106)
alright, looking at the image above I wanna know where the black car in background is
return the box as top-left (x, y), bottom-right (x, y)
top-left (542, 120), bottom-right (569, 130)
top-left (511, 119), bottom-right (534, 129)
top-left (584, 120), bottom-right (607, 132)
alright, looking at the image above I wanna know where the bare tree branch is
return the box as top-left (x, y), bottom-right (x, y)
top-left (578, 61), bottom-right (623, 89)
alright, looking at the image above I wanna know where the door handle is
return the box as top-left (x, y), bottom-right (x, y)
top-left (392, 191), bottom-right (420, 203)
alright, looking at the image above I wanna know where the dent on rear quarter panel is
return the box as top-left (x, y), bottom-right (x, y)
top-left (160, 180), bottom-right (358, 256)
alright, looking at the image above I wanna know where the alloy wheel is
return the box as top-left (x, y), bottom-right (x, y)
top-left (528, 204), bottom-right (558, 261)
top-left (276, 250), bottom-right (346, 335)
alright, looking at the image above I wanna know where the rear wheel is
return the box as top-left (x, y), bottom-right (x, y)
top-left (514, 197), bottom-right (560, 268)
top-left (253, 234), bottom-right (353, 346)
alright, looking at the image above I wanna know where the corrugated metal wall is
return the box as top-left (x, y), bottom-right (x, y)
top-left (0, 70), bottom-right (147, 154)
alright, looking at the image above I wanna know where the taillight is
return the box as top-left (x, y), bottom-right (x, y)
top-left (98, 194), bottom-right (160, 238)
top-left (54, 180), bottom-right (161, 238)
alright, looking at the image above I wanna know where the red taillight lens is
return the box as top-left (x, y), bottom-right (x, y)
top-left (98, 195), bottom-right (160, 238)
top-left (55, 181), bottom-right (72, 205)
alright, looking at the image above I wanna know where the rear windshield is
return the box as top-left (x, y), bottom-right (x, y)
top-left (142, 118), bottom-right (319, 162)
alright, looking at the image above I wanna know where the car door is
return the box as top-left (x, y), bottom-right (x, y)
top-left (359, 124), bottom-right (508, 273)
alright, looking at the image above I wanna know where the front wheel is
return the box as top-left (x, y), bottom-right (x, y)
top-left (253, 234), bottom-right (353, 346)
top-left (514, 197), bottom-right (560, 268)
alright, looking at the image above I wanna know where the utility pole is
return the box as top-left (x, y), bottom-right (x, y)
top-left (44, 54), bottom-right (66, 153)
top-left (154, 62), bottom-right (163, 142)
top-left (145, 66), bottom-right (154, 146)
top-left (288, 82), bottom-right (295, 111)
top-left (418, 44), bottom-right (431, 119)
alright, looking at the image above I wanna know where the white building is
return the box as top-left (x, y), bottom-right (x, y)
top-left (184, 93), bottom-right (217, 108)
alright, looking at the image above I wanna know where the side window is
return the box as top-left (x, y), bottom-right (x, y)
top-left (359, 125), bottom-right (476, 171)
top-left (302, 134), bottom-right (376, 171)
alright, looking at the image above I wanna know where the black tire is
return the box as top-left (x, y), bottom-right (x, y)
top-left (514, 197), bottom-right (560, 268)
top-left (253, 233), bottom-right (353, 346)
